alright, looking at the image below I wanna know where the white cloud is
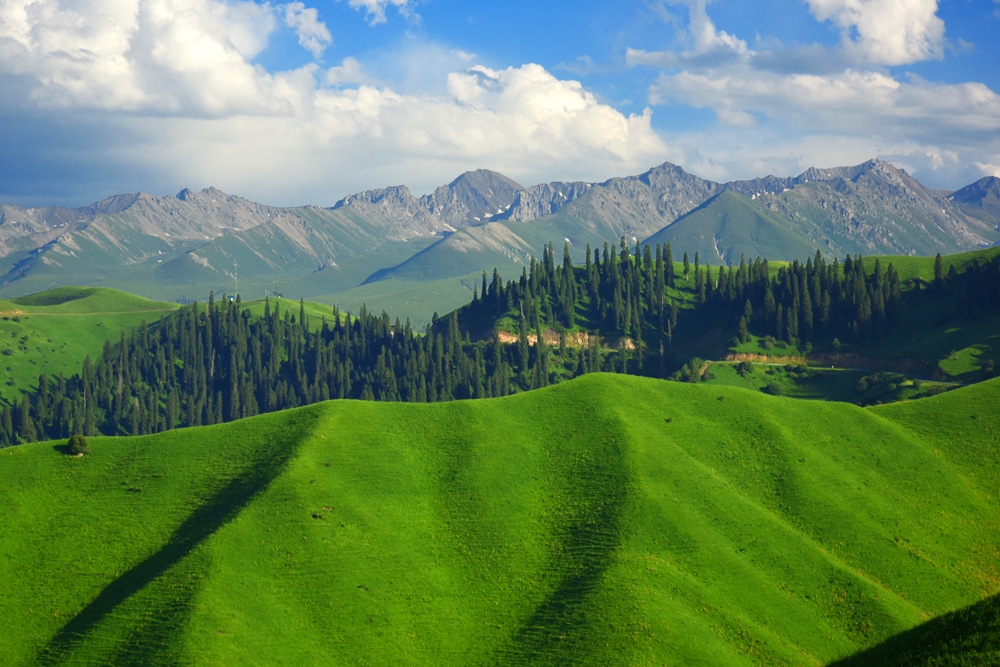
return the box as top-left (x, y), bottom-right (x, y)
top-left (650, 67), bottom-right (1000, 140)
top-left (282, 2), bottom-right (331, 59)
top-left (345, 0), bottom-right (413, 26)
top-left (0, 0), bottom-right (291, 115)
top-left (805, 0), bottom-right (946, 65)
top-left (0, 0), bottom-right (670, 205)
top-left (325, 56), bottom-right (371, 86)
top-left (974, 161), bottom-right (1000, 178)
top-left (624, 0), bottom-right (1000, 188)
top-left (98, 65), bottom-right (670, 204)
top-left (626, 0), bottom-right (749, 71)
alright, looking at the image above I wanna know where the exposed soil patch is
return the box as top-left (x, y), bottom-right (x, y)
top-left (724, 351), bottom-right (928, 375)
top-left (494, 329), bottom-right (634, 350)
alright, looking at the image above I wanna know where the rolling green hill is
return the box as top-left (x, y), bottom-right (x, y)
top-left (2, 374), bottom-right (997, 665)
top-left (0, 287), bottom-right (179, 401)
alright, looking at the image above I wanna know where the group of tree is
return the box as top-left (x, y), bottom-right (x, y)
top-left (2, 244), bottom-right (998, 447)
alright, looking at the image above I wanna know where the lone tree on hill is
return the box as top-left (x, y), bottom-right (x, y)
top-left (68, 434), bottom-right (90, 456)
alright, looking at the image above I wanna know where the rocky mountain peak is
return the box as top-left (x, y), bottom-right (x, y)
top-left (335, 185), bottom-right (415, 208)
top-left (421, 169), bottom-right (524, 226)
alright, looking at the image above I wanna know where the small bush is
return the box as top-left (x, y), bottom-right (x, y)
top-left (761, 383), bottom-right (781, 396)
top-left (68, 434), bottom-right (90, 456)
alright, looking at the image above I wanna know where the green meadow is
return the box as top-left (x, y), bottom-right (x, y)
top-left (0, 287), bottom-right (179, 401)
top-left (2, 373), bottom-right (997, 665)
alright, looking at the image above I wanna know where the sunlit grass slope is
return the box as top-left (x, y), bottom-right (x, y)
top-left (0, 287), bottom-right (179, 401)
top-left (1, 374), bottom-right (998, 665)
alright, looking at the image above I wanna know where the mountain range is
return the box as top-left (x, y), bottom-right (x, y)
top-left (2, 160), bottom-right (998, 311)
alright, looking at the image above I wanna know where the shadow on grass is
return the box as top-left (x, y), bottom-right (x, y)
top-left (501, 423), bottom-right (631, 665)
top-left (36, 415), bottom-right (316, 665)
top-left (827, 594), bottom-right (1000, 666)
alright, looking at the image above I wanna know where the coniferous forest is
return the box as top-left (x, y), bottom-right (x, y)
top-left (2, 243), bottom-right (998, 446)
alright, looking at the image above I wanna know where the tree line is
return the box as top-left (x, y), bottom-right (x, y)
top-left (2, 244), bottom-right (998, 447)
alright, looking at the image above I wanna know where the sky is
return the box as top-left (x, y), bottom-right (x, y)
top-left (1, 0), bottom-right (998, 207)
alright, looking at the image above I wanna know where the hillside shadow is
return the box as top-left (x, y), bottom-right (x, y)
top-left (499, 418), bottom-right (632, 665)
top-left (827, 593), bottom-right (1000, 666)
top-left (35, 421), bottom-right (311, 665)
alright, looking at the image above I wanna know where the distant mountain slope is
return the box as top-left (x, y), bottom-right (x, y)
top-left (746, 160), bottom-right (999, 255)
top-left (644, 190), bottom-right (818, 264)
top-left (1, 374), bottom-right (998, 665)
top-left (949, 176), bottom-right (1000, 225)
top-left (2, 161), bottom-right (999, 307)
top-left (369, 160), bottom-right (1000, 285)
top-left (366, 162), bottom-right (723, 282)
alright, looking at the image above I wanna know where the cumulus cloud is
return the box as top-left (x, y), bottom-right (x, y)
top-left (346, 0), bottom-right (413, 26)
top-left (805, 0), bottom-right (946, 65)
top-left (625, 0), bottom-right (1000, 188)
top-left (283, 2), bottom-right (331, 59)
top-left (626, 0), bottom-right (749, 71)
top-left (325, 56), bottom-right (371, 86)
top-left (651, 68), bottom-right (1000, 138)
top-left (0, 0), bottom-right (294, 115)
top-left (94, 64), bottom-right (669, 205)
top-left (0, 0), bottom-right (670, 205)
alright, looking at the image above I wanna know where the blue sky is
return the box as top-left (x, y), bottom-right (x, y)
top-left (1, 0), bottom-right (998, 207)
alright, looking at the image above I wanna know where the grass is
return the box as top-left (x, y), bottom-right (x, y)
top-left (700, 361), bottom-right (958, 405)
top-left (308, 272), bottom-right (480, 330)
top-left (239, 296), bottom-right (338, 329)
top-left (0, 287), bottom-right (179, 402)
top-left (1, 373), bottom-right (997, 665)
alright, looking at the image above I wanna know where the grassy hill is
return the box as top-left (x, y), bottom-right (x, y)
top-left (0, 287), bottom-right (179, 401)
top-left (2, 373), bottom-right (997, 665)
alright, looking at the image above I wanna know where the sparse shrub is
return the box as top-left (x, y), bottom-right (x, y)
top-left (795, 364), bottom-right (807, 374)
top-left (68, 434), bottom-right (90, 456)
top-left (912, 379), bottom-right (923, 390)
top-left (855, 378), bottom-right (869, 394)
top-left (736, 361), bottom-right (754, 377)
top-left (887, 383), bottom-right (897, 392)
top-left (762, 383), bottom-right (781, 396)
top-left (760, 336), bottom-right (775, 351)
